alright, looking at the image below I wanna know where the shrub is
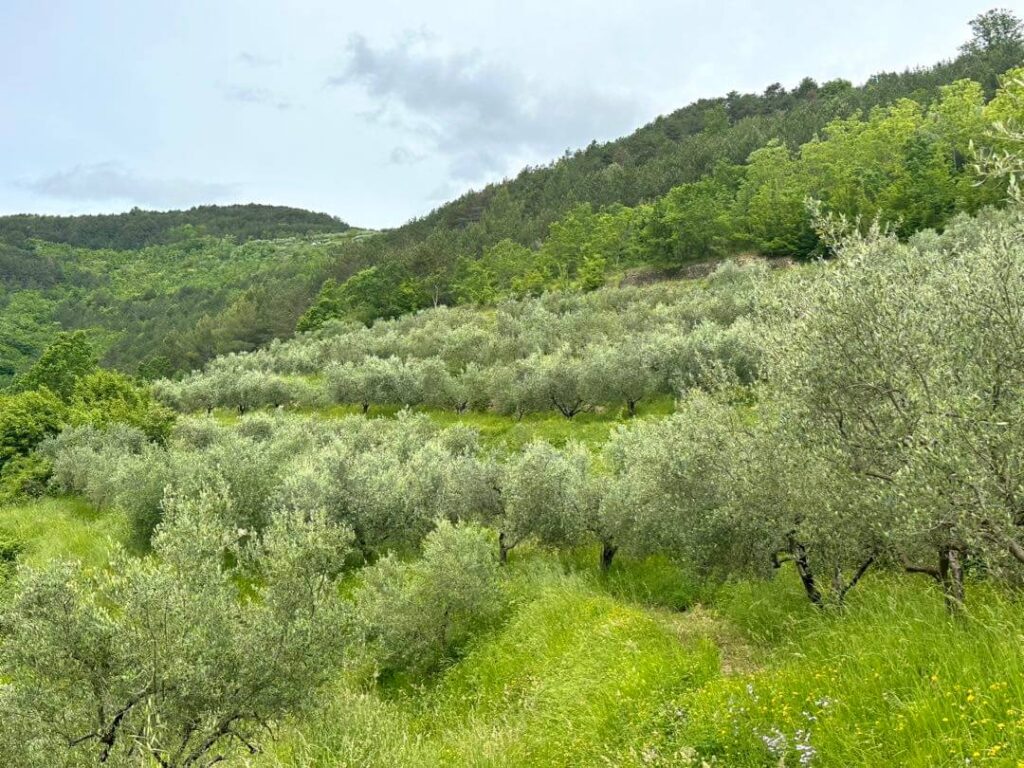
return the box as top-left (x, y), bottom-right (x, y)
top-left (353, 520), bottom-right (505, 680)
top-left (0, 454), bottom-right (52, 503)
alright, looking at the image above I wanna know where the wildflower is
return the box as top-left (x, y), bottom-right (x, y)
top-left (760, 728), bottom-right (787, 756)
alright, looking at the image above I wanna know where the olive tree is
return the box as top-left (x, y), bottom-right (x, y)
top-left (352, 519), bottom-right (504, 679)
top-left (0, 486), bottom-right (353, 768)
top-left (528, 350), bottom-right (592, 419)
top-left (324, 357), bottom-right (421, 413)
top-left (602, 392), bottom-right (742, 577)
top-left (763, 212), bottom-right (1024, 608)
top-left (583, 341), bottom-right (659, 416)
top-left (496, 441), bottom-right (591, 562)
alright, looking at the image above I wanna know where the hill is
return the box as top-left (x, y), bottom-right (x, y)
top-left (2, 11), bottom-right (1021, 382)
top-left (0, 228), bottom-right (369, 383)
top-left (292, 10), bottom-right (1024, 327)
top-left (0, 203), bottom-right (350, 251)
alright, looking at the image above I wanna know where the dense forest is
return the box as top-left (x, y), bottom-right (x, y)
top-left (3, 9), bottom-right (1024, 768)
top-left (0, 204), bottom-right (350, 250)
top-left (0, 204), bottom-right (355, 383)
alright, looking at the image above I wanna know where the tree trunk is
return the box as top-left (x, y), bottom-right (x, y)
top-left (600, 540), bottom-right (618, 573)
top-left (835, 555), bottom-right (875, 604)
top-left (498, 531), bottom-right (511, 565)
top-left (361, 402), bottom-right (370, 415)
top-left (789, 538), bottom-right (822, 606)
top-left (626, 400), bottom-right (638, 417)
top-left (939, 547), bottom-right (965, 614)
top-left (1007, 537), bottom-right (1024, 565)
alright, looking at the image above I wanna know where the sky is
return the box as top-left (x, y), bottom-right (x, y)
top-left (2, 0), bottom-right (1021, 229)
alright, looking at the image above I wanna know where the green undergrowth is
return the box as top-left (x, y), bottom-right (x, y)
top-left (265, 566), bottom-right (720, 768)
top-left (0, 496), bottom-right (129, 572)
top-left (264, 556), bottom-right (1024, 768)
top-left (659, 576), bottom-right (1024, 767)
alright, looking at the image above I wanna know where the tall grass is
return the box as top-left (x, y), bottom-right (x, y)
top-left (264, 571), bottom-right (718, 768)
top-left (265, 561), bottom-right (1024, 768)
top-left (0, 496), bottom-right (128, 571)
top-left (658, 576), bottom-right (1024, 767)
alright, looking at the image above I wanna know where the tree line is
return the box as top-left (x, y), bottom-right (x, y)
top-left (0, 204), bottom-right (349, 251)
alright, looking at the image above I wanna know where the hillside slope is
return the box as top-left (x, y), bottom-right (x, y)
top-left (294, 11), bottom-right (1024, 327)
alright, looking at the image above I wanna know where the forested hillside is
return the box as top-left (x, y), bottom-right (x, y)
top-left (0, 204), bottom-right (350, 250)
top-left (0, 219), bottom-right (368, 382)
top-left (296, 10), bottom-right (1024, 326)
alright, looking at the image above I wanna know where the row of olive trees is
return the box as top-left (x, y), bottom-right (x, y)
top-left (154, 319), bottom-right (761, 418)
top-left (599, 206), bottom-right (1024, 612)
top-left (165, 259), bottom-right (766, 381)
top-left (28, 399), bottom-right (829, 599)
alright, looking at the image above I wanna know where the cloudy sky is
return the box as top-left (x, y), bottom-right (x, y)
top-left (2, 0), bottom-right (1019, 229)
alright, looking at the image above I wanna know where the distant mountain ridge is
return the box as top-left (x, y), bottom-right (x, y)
top-left (0, 204), bottom-right (351, 251)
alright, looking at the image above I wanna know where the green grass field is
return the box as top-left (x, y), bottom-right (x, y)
top-left (0, 496), bottom-right (128, 571)
top-left (258, 549), bottom-right (1024, 768)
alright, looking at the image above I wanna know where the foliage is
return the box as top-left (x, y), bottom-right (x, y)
top-left (0, 204), bottom-right (349, 251)
top-left (0, 488), bottom-right (353, 768)
top-left (162, 268), bottom-right (767, 419)
top-left (0, 388), bottom-right (66, 473)
top-left (70, 369), bottom-right (176, 442)
top-left (0, 229), bottom-right (370, 383)
top-left (353, 520), bottom-right (505, 680)
top-left (12, 330), bottom-right (97, 400)
top-left (294, 12), bottom-right (1024, 327)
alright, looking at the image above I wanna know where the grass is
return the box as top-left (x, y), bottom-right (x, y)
top-left (0, 496), bottom-right (128, 571)
top-left (646, 575), bottom-right (1024, 767)
top-left (261, 555), bottom-right (1024, 768)
top-left (214, 394), bottom-right (678, 449)
top-left (264, 569), bottom-right (719, 768)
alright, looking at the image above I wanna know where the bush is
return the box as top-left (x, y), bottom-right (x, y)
top-left (0, 390), bottom-right (66, 472)
top-left (0, 454), bottom-right (52, 503)
top-left (353, 520), bottom-right (506, 681)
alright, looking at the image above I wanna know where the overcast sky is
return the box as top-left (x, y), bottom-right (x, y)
top-left (2, 1), bottom-right (1020, 229)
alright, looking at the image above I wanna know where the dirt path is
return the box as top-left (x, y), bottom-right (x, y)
top-left (655, 604), bottom-right (760, 676)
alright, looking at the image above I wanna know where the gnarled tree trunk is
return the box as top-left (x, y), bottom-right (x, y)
top-left (788, 536), bottom-right (822, 606)
top-left (600, 540), bottom-right (618, 573)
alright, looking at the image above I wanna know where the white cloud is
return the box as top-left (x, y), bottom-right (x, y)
top-left (20, 162), bottom-right (239, 208)
top-left (238, 51), bottom-right (281, 68)
top-left (221, 84), bottom-right (292, 111)
top-left (329, 31), bottom-right (644, 180)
